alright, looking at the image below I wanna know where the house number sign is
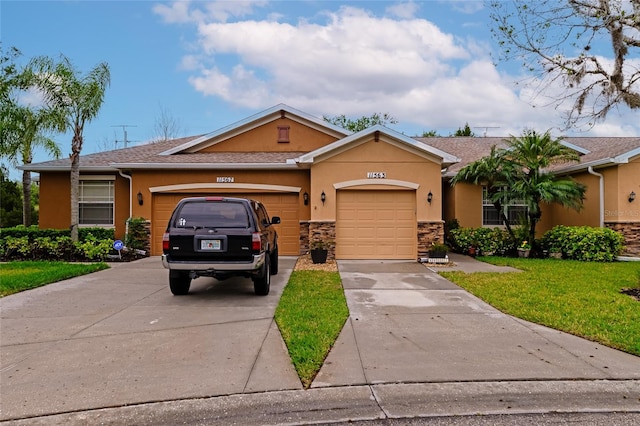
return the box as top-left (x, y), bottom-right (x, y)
top-left (216, 176), bottom-right (234, 183)
top-left (367, 172), bottom-right (386, 179)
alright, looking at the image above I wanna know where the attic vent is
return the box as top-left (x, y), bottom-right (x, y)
top-left (278, 126), bottom-right (290, 143)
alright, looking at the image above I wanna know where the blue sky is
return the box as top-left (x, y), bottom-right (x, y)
top-left (2, 1), bottom-right (639, 180)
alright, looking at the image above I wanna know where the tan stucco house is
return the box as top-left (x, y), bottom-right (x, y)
top-left (22, 104), bottom-right (640, 258)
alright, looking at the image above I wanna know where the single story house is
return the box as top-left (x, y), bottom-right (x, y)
top-left (22, 104), bottom-right (640, 258)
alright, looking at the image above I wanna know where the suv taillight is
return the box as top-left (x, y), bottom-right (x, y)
top-left (162, 232), bottom-right (170, 252)
top-left (252, 232), bottom-right (261, 252)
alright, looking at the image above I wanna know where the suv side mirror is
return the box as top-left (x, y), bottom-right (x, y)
top-left (271, 216), bottom-right (281, 225)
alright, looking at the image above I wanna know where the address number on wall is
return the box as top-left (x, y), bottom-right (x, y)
top-left (367, 172), bottom-right (386, 179)
top-left (216, 177), bottom-right (234, 183)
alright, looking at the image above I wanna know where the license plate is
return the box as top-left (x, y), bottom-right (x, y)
top-left (201, 239), bottom-right (221, 250)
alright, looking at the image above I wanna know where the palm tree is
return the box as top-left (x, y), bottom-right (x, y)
top-left (2, 106), bottom-right (62, 226)
top-left (505, 130), bottom-right (586, 251)
top-left (451, 145), bottom-right (518, 244)
top-left (30, 55), bottom-right (110, 241)
top-left (1, 46), bottom-right (64, 226)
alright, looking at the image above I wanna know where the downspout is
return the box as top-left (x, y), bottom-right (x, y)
top-left (118, 170), bottom-right (133, 237)
top-left (588, 166), bottom-right (604, 228)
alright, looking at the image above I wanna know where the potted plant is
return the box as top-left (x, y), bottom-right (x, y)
top-left (310, 239), bottom-right (330, 264)
top-left (517, 240), bottom-right (531, 258)
top-left (428, 242), bottom-right (449, 259)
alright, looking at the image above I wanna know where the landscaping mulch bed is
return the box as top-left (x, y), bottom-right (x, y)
top-left (621, 288), bottom-right (640, 301)
top-left (294, 255), bottom-right (338, 272)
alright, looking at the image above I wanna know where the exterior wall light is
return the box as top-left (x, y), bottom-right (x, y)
top-left (303, 192), bottom-right (309, 205)
top-left (321, 191), bottom-right (326, 205)
top-left (137, 191), bottom-right (143, 206)
top-left (427, 191), bottom-right (433, 204)
top-left (630, 191), bottom-right (636, 203)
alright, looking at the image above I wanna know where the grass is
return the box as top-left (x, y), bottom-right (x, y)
top-left (440, 257), bottom-right (640, 356)
top-left (0, 261), bottom-right (110, 297)
top-left (275, 270), bottom-right (349, 388)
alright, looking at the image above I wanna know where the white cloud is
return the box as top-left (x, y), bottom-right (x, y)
top-left (444, 0), bottom-right (485, 15)
top-left (158, 1), bottom-right (639, 137)
top-left (154, 0), bottom-right (267, 24)
top-left (386, 1), bottom-right (420, 19)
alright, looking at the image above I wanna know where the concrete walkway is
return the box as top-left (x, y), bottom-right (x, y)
top-left (1, 256), bottom-right (639, 425)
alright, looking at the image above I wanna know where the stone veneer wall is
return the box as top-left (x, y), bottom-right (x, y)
top-left (417, 221), bottom-right (445, 258)
top-left (308, 221), bottom-right (336, 260)
top-left (142, 220), bottom-right (151, 255)
top-left (605, 222), bottom-right (640, 256)
top-left (299, 221), bottom-right (310, 255)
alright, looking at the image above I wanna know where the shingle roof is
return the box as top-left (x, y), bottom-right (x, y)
top-left (417, 136), bottom-right (640, 176)
top-left (22, 132), bottom-right (639, 175)
top-left (21, 135), bottom-right (306, 171)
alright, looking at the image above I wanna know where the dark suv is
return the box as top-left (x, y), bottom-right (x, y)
top-left (161, 197), bottom-right (280, 296)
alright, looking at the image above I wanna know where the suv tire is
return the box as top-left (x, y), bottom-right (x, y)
top-left (169, 270), bottom-right (191, 295)
top-left (253, 253), bottom-right (270, 296)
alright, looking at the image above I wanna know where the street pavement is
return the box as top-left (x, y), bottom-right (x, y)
top-left (1, 254), bottom-right (639, 425)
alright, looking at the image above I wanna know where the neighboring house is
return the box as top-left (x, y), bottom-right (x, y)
top-left (422, 137), bottom-right (640, 256)
top-left (22, 104), bottom-right (640, 258)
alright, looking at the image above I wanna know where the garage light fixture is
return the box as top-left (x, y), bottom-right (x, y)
top-left (137, 191), bottom-right (143, 206)
top-left (630, 191), bottom-right (636, 203)
top-left (303, 192), bottom-right (309, 205)
top-left (427, 191), bottom-right (433, 204)
top-left (321, 191), bottom-right (326, 205)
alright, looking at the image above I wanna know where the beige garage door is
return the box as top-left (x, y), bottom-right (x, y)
top-left (336, 190), bottom-right (416, 260)
top-left (151, 193), bottom-right (300, 256)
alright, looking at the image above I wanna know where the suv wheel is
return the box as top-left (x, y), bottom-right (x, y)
top-left (270, 245), bottom-right (279, 275)
top-left (253, 253), bottom-right (270, 296)
top-left (169, 270), bottom-right (191, 295)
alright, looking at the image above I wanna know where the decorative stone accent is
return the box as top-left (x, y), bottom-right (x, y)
top-left (308, 221), bottom-right (336, 260)
top-left (605, 222), bottom-right (640, 256)
top-left (299, 221), bottom-right (310, 254)
top-left (417, 221), bottom-right (445, 258)
top-left (141, 220), bottom-right (151, 255)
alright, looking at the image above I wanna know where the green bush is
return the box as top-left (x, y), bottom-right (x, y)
top-left (448, 227), bottom-right (515, 256)
top-left (74, 234), bottom-right (113, 261)
top-left (0, 226), bottom-right (116, 261)
top-left (542, 226), bottom-right (624, 262)
top-left (125, 217), bottom-right (149, 252)
top-left (0, 226), bottom-right (114, 241)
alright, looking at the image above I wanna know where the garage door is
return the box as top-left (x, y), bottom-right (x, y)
top-left (151, 193), bottom-right (300, 256)
top-left (336, 190), bottom-right (416, 260)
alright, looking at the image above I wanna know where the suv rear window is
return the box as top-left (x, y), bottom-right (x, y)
top-left (173, 201), bottom-right (250, 228)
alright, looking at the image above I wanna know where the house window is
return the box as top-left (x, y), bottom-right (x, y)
top-left (79, 180), bottom-right (114, 225)
top-left (277, 126), bottom-right (290, 143)
top-left (482, 186), bottom-right (528, 226)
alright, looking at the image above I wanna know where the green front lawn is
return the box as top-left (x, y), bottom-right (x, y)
top-left (275, 270), bottom-right (349, 388)
top-left (440, 257), bottom-right (640, 356)
top-left (0, 261), bottom-right (110, 297)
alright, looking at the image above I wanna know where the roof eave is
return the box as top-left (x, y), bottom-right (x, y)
top-left (553, 158), bottom-right (614, 174)
top-left (19, 165), bottom-right (116, 173)
top-left (109, 162), bottom-right (301, 170)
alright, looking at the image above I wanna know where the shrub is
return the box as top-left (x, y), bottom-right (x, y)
top-left (448, 227), bottom-right (514, 256)
top-left (125, 217), bottom-right (149, 252)
top-left (444, 218), bottom-right (460, 247)
top-left (448, 227), bottom-right (476, 254)
top-left (542, 226), bottom-right (624, 262)
top-left (0, 226), bottom-right (117, 261)
top-left (74, 234), bottom-right (114, 261)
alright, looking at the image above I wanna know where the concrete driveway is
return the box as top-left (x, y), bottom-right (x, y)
top-left (1, 256), bottom-right (639, 424)
top-left (0, 257), bottom-right (301, 421)
top-left (314, 259), bottom-right (640, 387)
